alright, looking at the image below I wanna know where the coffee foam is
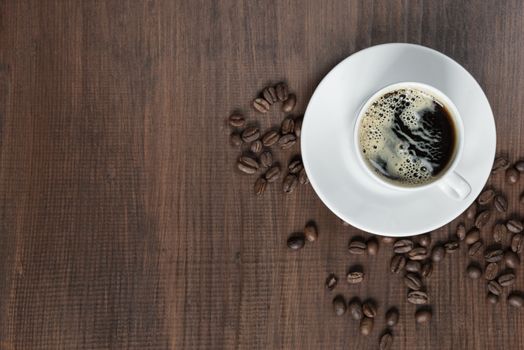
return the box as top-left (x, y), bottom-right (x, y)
top-left (358, 88), bottom-right (449, 186)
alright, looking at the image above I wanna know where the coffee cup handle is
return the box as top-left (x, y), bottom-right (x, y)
top-left (438, 171), bottom-right (471, 200)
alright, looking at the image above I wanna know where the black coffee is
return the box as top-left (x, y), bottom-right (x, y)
top-left (358, 88), bottom-right (456, 186)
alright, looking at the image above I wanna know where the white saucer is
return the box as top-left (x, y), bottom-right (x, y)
top-left (301, 43), bottom-right (496, 236)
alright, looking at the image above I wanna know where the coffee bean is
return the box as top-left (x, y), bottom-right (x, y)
top-left (456, 224), bottom-right (466, 241)
top-left (465, 228), bottom-right (481, 245)
top-left (498, 272), bottom-right (516, 287)
top-left (405, 260), bottom-right (422, 273)
top-left (394, 239), bottom-right (414, 254)
top-left (348, 299), bottom-right (363, 320)
top-left (241, 126), bottom-right (260, 143)
top-left (421, 262), bottom-right (433, 278)
top-left (390, 254), bottom-right (406, 274)
top-left (282, 94), bottom-right (297, 113)
top-left (366, 238), bottom-right (379, 255)
top-left (250, 140), bottom-right (263, 154)
top-left (265, 165), bottom-right (281, 182)
top-left (278, 134), bottom-right (297, 150)
top-left (404, 272), bottom-right (423, 290)
top-left (275, 82), bottom-right (289, 101)
top-left (230, 132), bottom-right (243, 147)
top-left (262, 86), bottom-right (277, 104)
top-left (492, 156), bottom-right (510, 173)
top-left (325, 273), bottom-right (338, 291)
top-left (347, 270), bottom-right (364, 284)
top-left (487, 292), bottom-right (499, 304)
top-left (237, 156), bottom-right (259, 174)
top-left (349, 239), bottom-right (367, 255)
top-left (487, 280), bottom-right (503, 295)
top-left (359, 317), bottom-right (374, 336)
top-left (253, 97), bottom-right (270, 113)
top-left (385, 308), bottom-right (399, 327)
top-left (478, 189), bottom-right (495, 205)
top-left (379, 332), bottom-right (393, 350)
top-left (475, 210), bottom-right (491, 228)
top-left (467, 263), bottom-right (482, 279)
top-left (294, 117), bottom-right (302, 138)
top-left (298, 168), bottom-right (309, 185)
top-left (431, 245), bottom-right (446, 262)
top-left (521, 192), bottom-right (524, 206)
top-left (382, 236), bottom-right (395, 244)
top-left (261, 130), bottom-right (280, 147)
top-left (333, 295), bottom-right (347, 316)
top-left (362, 300), bottom-right (377, 318)
top-left (418, 234), bottom-right (432, 247)
top-left (282, 174), bottom-right (298, 193)
top-left (281, 117), bottom-right (295, 135)
top-left (505, 167), bottom-right (520, 184)
top-left (508, 292), bottom-right (524, 308)
top-left (504, 250), bottom-right (520, 268)
top-left (415, 308), bottom-right (432, 324)
top-left (288, 159), bottom-right (303, 174)
top-left (304, 222), bottom-right (318, 242)
top-left (445, 240), bottom-right (459, 253)
top-left (485, 248), bottom-right (504, 263)
top-left (485, 263), bottom-right (499, 280)
top-left (259, 151), bottom-right (273, 168)
top-left (466, 203), bottom-right (477, 220)
top-left (408, 247), bottom-right (428, 260)
top-left (287, 233), bottom-right (305, 250)
top-left (228, 113), bottom-right (245, 128)
top-left (407, 290), bottom-right (429, 305)
top-left (494, 195), bottom-right (508, 213)
top-left (254, 177), bottom-right (267, 196)
top-left (493, 224), bottom-right (507, 243)
top-left (507, 219), bottom-right (523, 233)
top-left (468, 240), bottom-right (483, 257)
top-left (516, 160), bottom-right (524, 172)
top-left (511, 233), bottom-right (523, 253)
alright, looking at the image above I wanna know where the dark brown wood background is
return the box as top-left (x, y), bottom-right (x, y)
top-left (0, 0), bottom-right (523, 349)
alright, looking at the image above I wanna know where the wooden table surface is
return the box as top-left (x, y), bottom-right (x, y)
top-left (1, 0), bottom-right (523, 349)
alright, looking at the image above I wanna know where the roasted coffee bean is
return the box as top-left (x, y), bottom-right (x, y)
top-left (359, 317), bottom-right (374, 336)
top-left (418, 234), bottom-right (432, 247)
top-left (421, 262), bottom-right (433, 278)
top-left (349, 240), bottom-right (367, 255)
top-left (492, 156), bottom-right (510, 173)
top-left (278, 134), bottom-right (297, 150)
top-left (379, 332), bottom-right (393, 350)
top-left (230, 132), bottom-right (243, 147)
top-left (253, 97), bottom-right (270, 113)
top-left (504, 250), bottom-right (520, 268)
top-left (444, 240), bottom-right (459, 253)
top-left (487, 292), bottom-right (499, 304)
top-left (282, 174), bottom-right (298, 193)
top-left (467, 263), bottom-right (482, 279)
top-left (294, 117), bottom-right (302, 137)
top-left (261, 130), bottom-right (280, 147)
top-left (512, 233), bottom-right (523, 253)
top-left (498, 272), bottom-right (516, 287)
top-left (385, 308), bottom-right (399, 327)
top-left (505, 167), bottom-right (520, 184)
top-left (404, 273), bottom-right (423, 290)
top-left (262, 86), bottom-right (277, 104)
top-left (366, 238), bottom-right (379, 255)
top-left (382, 236), bottom-right (395, 244)
top-left (288, 159), bottom-right (303, 174)
top-left (408, 247), bottom-right (428, 260)
top-left (265, 165), bottom-right (281, 182)
top-left (259, 151), bottom-right (273, 168)
top-left (282, 94), bottom-right (297, 113)
top-left (475, 210), bottom-right (491, 228)
top-left (333, 295), bottom-right (347, 316)
top-left (494, 195), bottom-right (508, 213)
top-left (237, 156), bottom-right (259, 174)
top-left (228, 113), bottom-right (245, 128)
top-left (493, 224), bottom-right (507, 243)
top-left (456, 224), bottom-right (466, 241)
top-left (241, 126), bottom-right (260, 143)
top-left (466, 203), bottom-right (477, 220)
top-left (281, 117), bottom-right (295, 135)
top-left (485, 248), bottom-right (504, 263)
top-left (407, 290), bottom-right (429, 305)
top-left (347, 271), bottom-right (364, 284)
top-left (390, 254), bottom-right (406, 274)
top-left (485, 263), bottom-right (499, 280)
top-left (468, 240), bottom-right (483, 257)
top-left (348, 299), bottom-right (363, 320)
top-left (521, 192), bottom-right (524, 206)
top-left (478, 189), bottom-right (495, 205)
top-left (362, 301), bottom-right (377, 318)
top-left (287, 233), bottom-right (305, 250)
top-left (304, 222), bottom-right (318, 242)
top-left (431, 245), bottom-right (446, 262)
top-left (508, 292), bottom-right (524, 308)
top-left (415, 309), bottom-right (432, 324)
top-left (405, 260), bottom-right (422, 274)
top-left (465, 228), bottom-right (481, 245)
top-left (516, 160), bottom-right (524, 172)
top-left (298, 168), bottom-right (309, 185)
top-left (254, 177), bottom-right (267, 196)
top-left (507, 220), bottom-right (524, 233)
top-left (394, 239), bottom-right (414, 254)
top-left (487, 280), bottom-right (503, 295)
top-left (250, 140), bottom-right (263, 154)
top-left (325, 273), bottom-right (338, 291)
top-left (275, 82), bottom-right (289, 101)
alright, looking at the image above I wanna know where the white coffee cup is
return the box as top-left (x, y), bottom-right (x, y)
top-left (353, 82), bottom-right (471, 200)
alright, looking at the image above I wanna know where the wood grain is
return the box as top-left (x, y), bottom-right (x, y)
top-left (0, 0), bottom-right (523, 349)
